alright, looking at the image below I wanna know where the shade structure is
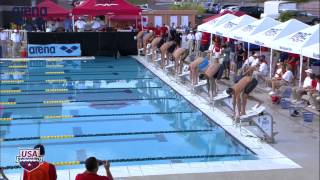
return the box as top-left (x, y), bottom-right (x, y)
top-left (270, 24), bottom-right (319, 54)
top-left (211, 15), bottom-right (257, 38)
top-left (228, 17), bottom-right (280, 42)
top-left (248, 19), bottom-right (309, 47)
top-left (203, 10), bottom-right (245, 23)
top-left (72, 0), bottom-right (141, 16)
top-left (36, 0), bottom-right (70, 18)
top-left (302, 43), bottom-right (320, 60)
top-left (198, 13), bottom-right (237, 33)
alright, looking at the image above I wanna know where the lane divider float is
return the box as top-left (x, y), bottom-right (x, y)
top-left (45, 79), bottom-right (67, 83)
top-left (45, 71), bottom-right (65, 75)
top-left (8, 65), bottom-right (27, 68)
top-left (0, 102), bottom-right (16, 105)
top-left (43, 100), bottom-right (70, 104)
top-left (44, 115), bottom-right (74, 119)
top-left (0, 80), bottom-right (24, 84)
top-left (0, 90), bottom-right (22, 93)
top-left (3, 72), bottom-right (25, 75)
top-left (46, 65), bottom-right (64, 68)
top-left (45, 89), bottom-right (68, 93)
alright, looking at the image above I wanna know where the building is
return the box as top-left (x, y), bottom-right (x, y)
top-left (142, 10), bottom-right (197, 27)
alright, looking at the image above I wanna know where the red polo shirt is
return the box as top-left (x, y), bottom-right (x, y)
top-left (75, 172), bottom-right (111, 180)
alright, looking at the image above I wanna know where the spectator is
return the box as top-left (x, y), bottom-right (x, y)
top-left (10, 29), bottom-right (22, 58)
top-left (75, 157), bottom-right (113, 180)
top-left (186, 31), bottom-right (195, 53)
top-left (269, 65), bottom-right (294, 95)
top-left (236, 43), bottom-right (245, 74)
top-left (0, 28), bottom-right (8, 58)
top-left (221, 44), bottom-right (231, 80)
top-left (292, 69), bottom-right (314, 103)
top-left (23, 144), bottom-right (57, 180)
top-left (0, 167), bottom-right (9, 180)
top-left (195, 30), bottom-right (202, 52)
top-left (91, 17), bottom-right (101, 32)
top-left (308, 74), bottom-right (320, 110)
top-left (254, 55), bottom-right (268, 83)
top-left (243, 51), bottom-right (254, 66)
top-left (64, 16), bottom-right (72, 32)
top-left (75, 17), bottom-right (86, 32)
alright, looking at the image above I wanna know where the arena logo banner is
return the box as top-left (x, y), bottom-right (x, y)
top-left (16, 149), bottom-right (43, 172)
top-left (28, 44), bottom-right (81, 57)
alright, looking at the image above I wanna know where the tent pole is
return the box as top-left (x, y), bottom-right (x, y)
top-left (247, 42), bottom-right (250, 58)
top-left (259, 46), bottom-right (262, 55)
top-left (210, 33), bottom-right (213, 46)
top-left (141, 15), bottom-right (144, 31)
top-left (135, 16), bottom-right (138, 31)
top-left (299, 53), bottom-right (303, 87)
top-left (269, 49), bottom-right (273, 78)
top-left (72, 15), bottom-right (75, 32)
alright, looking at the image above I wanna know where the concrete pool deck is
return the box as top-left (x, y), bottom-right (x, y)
top-left (3, 56), bottom-right (318, 180)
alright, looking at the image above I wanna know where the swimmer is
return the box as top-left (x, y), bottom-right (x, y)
top-left (189, 52), bottom-right (209, 86)
top-left (136, 31), bottom-right (145, 51)
top-left (201, 58), bottom-right (224, 101)
top-left (226, 71), bottom-right (261, 121)
top-left (172, 48), bottom-right (189, 75)
top-left (151, 37), bottom-right (162, 63)
top-left (143, 30), bottom-right (155, 55)
top-left (160, 41), bottom-right (176, 69)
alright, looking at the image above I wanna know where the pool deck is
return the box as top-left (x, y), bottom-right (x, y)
top-left (4, 56), bottom-right (319, 180)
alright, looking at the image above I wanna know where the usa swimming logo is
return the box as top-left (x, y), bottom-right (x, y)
top-left (95, 0), bottom-right (118, 6)
top-left (16, 149), bottom-right (43, 172)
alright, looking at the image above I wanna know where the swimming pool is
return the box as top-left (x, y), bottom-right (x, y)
top-left (0, 57), bottom-right (256, 174)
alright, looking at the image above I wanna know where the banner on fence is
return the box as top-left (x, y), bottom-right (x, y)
top-left (28, 44), bottom-right (81, 57)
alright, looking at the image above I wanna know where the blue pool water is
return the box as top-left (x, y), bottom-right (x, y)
top-left (0, 57), bottom-right (256, 173)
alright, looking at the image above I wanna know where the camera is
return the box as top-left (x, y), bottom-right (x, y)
top-left (98, 160), bottom-right (105, 166)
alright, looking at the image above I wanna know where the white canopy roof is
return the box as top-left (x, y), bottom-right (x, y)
top-left (248, 19), bottom-right (309, 47)
top-left (302, 43), bottom-right (320, 60)
top-left (270, 24), bottom-right (319, 54)
top-left (198, 14), bottom-right (237, 33)
top-left (211, 15), bottom-right (257, 38)
top-left (229, 17), bottom-right (280, 42)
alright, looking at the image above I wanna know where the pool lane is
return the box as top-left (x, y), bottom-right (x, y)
top-left (0, 57), bottom-right (256, 171)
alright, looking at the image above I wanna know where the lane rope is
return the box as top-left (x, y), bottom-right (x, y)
top-left (0, 111), bottom-right (194, 121)
top-left (2, 153), bottom-right (247, 170)
top-left (1, 129), bottom-right (212, 142)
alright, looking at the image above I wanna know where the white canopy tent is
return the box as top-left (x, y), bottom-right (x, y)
top-left (270, 24), bottom-right (320, 87)
top-left (302, 43), bottom-right (320, 60)
top-left (204, 13), bottom-right (237, 33)
top-left (248, 19), bottom-right (309, 47)
top-left (248, 19), bottom-right (309, 78)
top-left (228, 17), bottom-right (280, 57)
top-left (229, 17), bottom-right (280, 42)
top-left (210, 15), bottom-right (257, 38)
top-left (270, 24), bottom-right (319, 54)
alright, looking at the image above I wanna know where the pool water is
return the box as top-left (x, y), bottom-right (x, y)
top-left (0, 57), bottom-right (256, 173)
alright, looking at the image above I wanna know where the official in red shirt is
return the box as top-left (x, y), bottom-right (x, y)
top-left (75, 157), bottom-right (113, 180)
top-left (23, 144), bottom-right (57, 180)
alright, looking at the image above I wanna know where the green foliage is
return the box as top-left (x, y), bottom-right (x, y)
top-left (252, 0), bottom-right (310, 2)
top-left (126, 0), bottom-right (149, 5)
top-left (279, 11), bottom-right (296, 22)
top-left (170, 3), bottom-right (206, 14)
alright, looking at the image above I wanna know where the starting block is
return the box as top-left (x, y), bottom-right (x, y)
top-left (165, 63), bottom-right (174, 70)
top-left (213, 90), bottom-right (230, 101)
top-left (239, 105), bottom-right (277, 143)
top-left (155, 57), bottom-right (161, 62)
top-left (178, 70), bottom-right (190, 77)
top-left (240, 105), bottom-right (266, 120)
top-left (194, 80), bottom-right (207, 88)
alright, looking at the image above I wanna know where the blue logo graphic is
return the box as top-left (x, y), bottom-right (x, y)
top-left (60, 46), bottom-right (79, 53)
top-left (28, 44), bottom-right (81, 57)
